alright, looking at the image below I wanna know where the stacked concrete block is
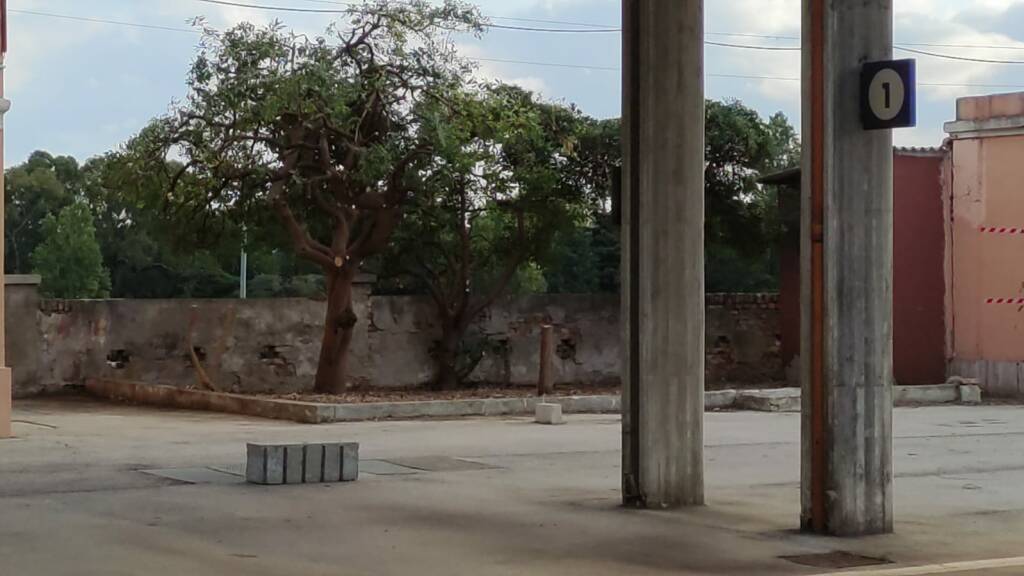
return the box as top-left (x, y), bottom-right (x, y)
top-left (247, 442), bottom-right (359, 485)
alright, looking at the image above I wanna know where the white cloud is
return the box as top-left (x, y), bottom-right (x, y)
top-left (456, 43), bottom-right (550, 96)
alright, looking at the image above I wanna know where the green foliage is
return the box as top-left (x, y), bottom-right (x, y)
top-left (509, 262), bottom-right (548, 295)
top-left (705, 101), bottom-right (799, 292)
top-left (31, 203), bottom-right (110, 299)
top-left (246, 273), bottom-right (325, 299)
top-left (5, 151), bottom-right (79, 273)
top-left (122, 0), bottom-right (484, 273)
top-left (374, 83), bottom-right (584, 387)
top-left (119, 0), bottom-right (487, 391)
top-left (542, 222), bottom-right (619, 294)
top-left (377, 84), bottom-right (582, 304)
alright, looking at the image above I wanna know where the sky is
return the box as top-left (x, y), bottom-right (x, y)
top-left (6, 0), bottom-right (1024, 165)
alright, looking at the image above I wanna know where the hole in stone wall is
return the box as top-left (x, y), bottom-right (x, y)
top-left (259, 345), bottom-right (284, 361)
top-left (258, 345), bottom-right (296, 377)
top-left (192, 347), bottom-right (207, 362)
top-left (106, 349), bottom-right (132, 369)
top-left (556, 338), bottom-right (577, 361)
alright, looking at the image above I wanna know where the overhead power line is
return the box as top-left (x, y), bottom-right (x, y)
top-left (896, 46), bottom-right (1024, 65)
top-left (12, 6), bottom-right (1024, 68)
top-left (464, 57), bottom-right (1024, 89)
top-left (194, 0), bottom-right (621, 32)
top-left (196, 0), bottom-right (349, 14)
top-left (9, 9), bottom-right (198, 34)
top-left (706, 40), bottom-right (798, 51)
top-left (297, 0), bottom-right (616, 28)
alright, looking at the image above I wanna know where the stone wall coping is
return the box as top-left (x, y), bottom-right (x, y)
top-left (6, 274), bottom-right (41, 286)
top-left (38, 291), bottom-right (779, 308)
top-left (705, 293), bottom-right (780, 307)
top-left (944, 114), bottom-right (1024, 139)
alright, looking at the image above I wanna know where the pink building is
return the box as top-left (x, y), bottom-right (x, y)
top-left (945, 92), bottom-right (1024, 396)
top-left (769, 91), bottom-right (1024, 397)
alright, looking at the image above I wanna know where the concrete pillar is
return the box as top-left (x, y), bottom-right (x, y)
top-left (0, 51), bottom-right (11, 439)
top-left (801, 0), bottom-right (894, 535)
top-left (622, 0), bottom-right (705, 508)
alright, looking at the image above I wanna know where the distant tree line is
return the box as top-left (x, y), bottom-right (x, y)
top-left (8, 100), bottom-right (796, 300)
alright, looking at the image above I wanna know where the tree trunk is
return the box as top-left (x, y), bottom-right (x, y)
top-left (433, 322), bottom-right (462, 391)
top-left (313, 267), bottom-right (358, 394)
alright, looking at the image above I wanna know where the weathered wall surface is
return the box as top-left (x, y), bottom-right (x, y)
top-left (10, 288), bottom-right (783, 396)
top-left (6, 277), bottom-right (44, 396)
top-left (368, 295), bottom-right (623, 388)
top-left (893, 150), bottom-right (948, 386)
top-left (946, 92), bottom-right (1024, 397)
top-left (775, 149), bottom-right (951, 386)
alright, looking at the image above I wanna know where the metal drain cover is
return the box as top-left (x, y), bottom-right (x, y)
top-left (781, 551), bottom-right (892, 569)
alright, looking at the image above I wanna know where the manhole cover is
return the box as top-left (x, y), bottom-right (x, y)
top-left (781, 551), bottom-right (891, 569)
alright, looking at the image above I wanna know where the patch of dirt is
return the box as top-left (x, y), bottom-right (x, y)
top-left (269, 384), bottom-right (622, 405)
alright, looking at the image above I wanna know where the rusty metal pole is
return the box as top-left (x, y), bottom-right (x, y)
top-left (537, 325), bottom-right (555, 396)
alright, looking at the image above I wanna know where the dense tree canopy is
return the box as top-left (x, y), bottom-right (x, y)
top-left (5, 151), bottom-right (78, 274)
top-left (704, 101), bottom-right (799, 292)
top-left (30, 203), bottom-right (110, 299)
top-left (374, 84), bottom-right (583, 388)
top-left (124, 0), bottom-right (483, 392)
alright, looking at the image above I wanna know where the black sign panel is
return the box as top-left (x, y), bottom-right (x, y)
top-left (861, 59), bottom-right (916, 130)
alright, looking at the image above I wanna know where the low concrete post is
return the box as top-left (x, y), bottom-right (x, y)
top-left (536, 403), bottom-right (566, 425)
top-left (537, 325), bottom-right (555, 396)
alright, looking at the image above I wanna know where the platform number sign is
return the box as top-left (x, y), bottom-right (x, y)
top-left (861, 59), bottom-right (916, 130)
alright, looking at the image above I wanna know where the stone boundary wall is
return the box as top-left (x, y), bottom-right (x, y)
top-left (9, 283), bottom-right (783, 396)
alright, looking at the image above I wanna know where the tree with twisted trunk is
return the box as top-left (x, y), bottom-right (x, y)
top-left (126, 0), bottom-right (483, 393)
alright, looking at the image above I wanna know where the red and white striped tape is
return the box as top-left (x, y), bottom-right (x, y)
top-left (979, 226), bottom-right (1024, 235)
top-left (986, 298), bottom-right (1024, 305)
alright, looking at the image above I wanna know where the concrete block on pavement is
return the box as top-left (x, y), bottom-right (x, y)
top-left (285, 445), bottom-right (305, 484)
top-left (734, 389), bottom-right (801, 413)
top-left (304, 444), bottom-right (324, 483)
top-left (535, 403), bottom-right (566, 425)
top-left (959, 384), bottom-right (983, 405)
top-left (246, 442), bottom-right (359, 485)
top-left (246, 444), bottom-right (269, 484)
top-left (341, 443), bottom-right (359, 482)
top-left (265, 445), bottom-right (286, 485)
top-left (322, 443), bottom-right (342, 482)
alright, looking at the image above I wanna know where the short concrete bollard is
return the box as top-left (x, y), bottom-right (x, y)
top-left (959, 384), bottom-right (983, 405)
top-left (247, 442), bottom-right (359, 485)
top-left (535, 403), bottom-right (565, 425)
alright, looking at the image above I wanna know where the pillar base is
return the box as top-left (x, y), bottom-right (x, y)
top-left (0, 367), bottom-right (11, 438)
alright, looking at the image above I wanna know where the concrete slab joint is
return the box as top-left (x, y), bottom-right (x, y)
top-left (247, 442), bottom-right (359, 485)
